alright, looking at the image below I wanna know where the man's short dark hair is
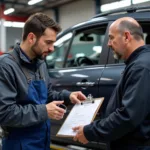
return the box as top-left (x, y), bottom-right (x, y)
top-left (118, 20), bottom-right (144, 41)
top-left (22, 13), bottom-right (61, 41)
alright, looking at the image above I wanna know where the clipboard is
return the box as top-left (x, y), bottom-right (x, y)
top-left (56, 95), bottom-right (104, 137)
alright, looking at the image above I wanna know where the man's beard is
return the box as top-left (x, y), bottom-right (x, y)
top-left (31, 43), bottom-right (43, 60)
top-left (113, 51), bottom-right (122, 60)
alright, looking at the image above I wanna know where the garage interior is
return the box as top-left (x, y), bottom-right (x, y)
top-left (0, 0), bottom-right (150, 150)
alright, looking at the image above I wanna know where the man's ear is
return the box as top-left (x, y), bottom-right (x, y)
top-left (124, 31), bottom-right (131, 42)
top-left (28, 33), bottom-right (36, 44)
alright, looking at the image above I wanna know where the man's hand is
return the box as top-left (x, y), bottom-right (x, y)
top-left (70, 91), bottom-right (86, 104)
top-left (73, 126), bottom-right (89, 144)
top-left (46, 101), bottom-right (66, 120)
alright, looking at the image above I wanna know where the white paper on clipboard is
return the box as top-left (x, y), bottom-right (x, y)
top-left (56, 97), bottom-right (104, 137)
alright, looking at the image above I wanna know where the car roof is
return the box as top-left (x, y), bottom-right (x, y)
top-left (57, 6), bottom-right (150, 38)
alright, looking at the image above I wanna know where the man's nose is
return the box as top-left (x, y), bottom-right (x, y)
top-left (48, 45), bottom-right (54, 52)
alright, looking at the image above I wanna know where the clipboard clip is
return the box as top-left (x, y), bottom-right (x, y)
top-left (81, 94), bottom-right (94, 105)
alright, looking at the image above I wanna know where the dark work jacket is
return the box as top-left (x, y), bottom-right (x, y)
top-left (0, 44), bottom-right (71, 136)
top-left (84, 45), bottom-right (150, 148)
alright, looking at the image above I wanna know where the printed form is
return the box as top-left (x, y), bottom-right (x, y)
top-left (56, 97), bottom-right (104, 137)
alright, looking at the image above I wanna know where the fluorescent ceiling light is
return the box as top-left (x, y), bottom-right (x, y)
top-left (0, 21), bottom-right (24, 28)
top-left (133, 0), bottom-right (150, 4)
top-left (4, 21), bottom-right (12, 27)
top-left (28, 0), bottom-right (43, 5)
top-left (12, 22), bottom-right (25, 28)
top-left (4, 8), bottom-right (15, 15)
top-left (101, 0), bottom-right (131, 12)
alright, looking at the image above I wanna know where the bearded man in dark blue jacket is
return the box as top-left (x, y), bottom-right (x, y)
top-left (0, 13), bottom-right (86, 150)
top-left (73, 17), bottom-right (150, 150)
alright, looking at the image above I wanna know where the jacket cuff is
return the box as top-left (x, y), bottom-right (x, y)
top-left (62, 90), bottom-right (71, 105)
top-left (38, 104), bottom-right (48, 121)
top-left (84, 124), bottom-right (95, 141)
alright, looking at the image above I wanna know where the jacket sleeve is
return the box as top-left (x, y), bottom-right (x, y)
top-left (0, 64), bottom-right (48, 127)
top-left (47, 79), bottom-right (71, 105)
top-left (84, 67), bottom-right (150, 141)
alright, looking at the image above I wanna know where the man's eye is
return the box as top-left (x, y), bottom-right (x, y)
top-left (109, 37), bottom-right (113, 40)
top-left (46, 41), bottom-right (51, 45)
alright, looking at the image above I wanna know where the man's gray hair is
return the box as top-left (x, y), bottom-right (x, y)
top-left (118, 20), bottom-right (144, 41)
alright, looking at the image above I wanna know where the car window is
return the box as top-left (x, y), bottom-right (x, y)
top-left (46, 32), bottom-right (73, 69)
top-left (65, 27), bottom-right (106, 67)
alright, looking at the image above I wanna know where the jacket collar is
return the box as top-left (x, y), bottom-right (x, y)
top-left (124, 45), bottom-right (150, 65)
top-left (14, 43), bottom-right (44, 68)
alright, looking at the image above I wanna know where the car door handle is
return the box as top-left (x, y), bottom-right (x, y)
top-left (76, 82), bottom-right (95, 86)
